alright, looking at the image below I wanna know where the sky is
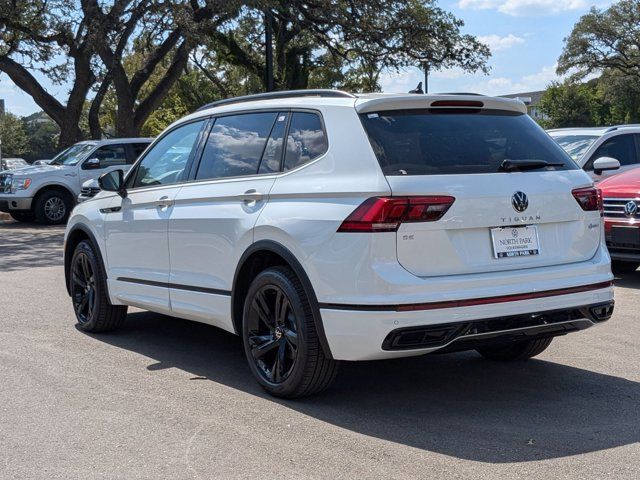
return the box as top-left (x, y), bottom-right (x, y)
top-left (0, 0), bottom-right (614, 117)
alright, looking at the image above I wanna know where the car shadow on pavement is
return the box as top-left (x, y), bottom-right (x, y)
top-left (0, 220), bottom-right (65, 271)
top-left (83, 311), bottom-right (640, 464)
top-left (613, 271), bottom-right (640, 288)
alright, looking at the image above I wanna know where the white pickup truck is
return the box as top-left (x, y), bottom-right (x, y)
top-left (0, 138), bottom-right (152, 224)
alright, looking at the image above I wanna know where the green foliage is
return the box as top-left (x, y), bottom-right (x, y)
top-left (558, 0), bottom-right (640, 81)
top-left (0, 113), bottom-right (28, 157)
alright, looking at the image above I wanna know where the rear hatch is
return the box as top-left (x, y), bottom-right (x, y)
top-left (358, 98), bottom-right (602, 277)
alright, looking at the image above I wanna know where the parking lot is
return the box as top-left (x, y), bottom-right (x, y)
top-left (0, 219), bottom-right (638, 479)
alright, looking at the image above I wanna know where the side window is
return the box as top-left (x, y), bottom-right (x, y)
top-left (258, 112), bottom-right (288, 174)
top-left (589, 134), bottom-right (637, 169)
top-left (130, 143), bottom-right (150, 163)
top-left (92, 145), bottom-right (127, 168)
top-left (283, 112), bottom-right (327, 171)
top-left (130, 120), bottom-right (205, 188)
top-left (196, 112), bottom-right (277, 180)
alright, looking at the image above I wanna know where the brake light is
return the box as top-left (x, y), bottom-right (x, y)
top-left (338, 196), bottom-right (455, 233)
top-left (430, 100), bottom-right (484, 108)
top-left (572, 187), bottom-right (603, 214)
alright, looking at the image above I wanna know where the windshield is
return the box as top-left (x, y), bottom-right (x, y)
top-left (360, 109), bottom-right (577, 175)
top-left (50, 143), bottom-right (96, 166)
top-left (5, 159), bottom-right (27, 169)
top-left (549, 134), bottom-right (598, 162)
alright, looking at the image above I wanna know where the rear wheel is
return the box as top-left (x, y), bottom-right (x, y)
top-left (611, 260), bottom-right (639, 274)
top-left (9, 212), bottom-right (35, 223)
top-left (476, 337), bottom-right (553, 361)
top-left (34, 189), bottom-right (72, 224)
top-left (242, 266), bottom-right (338, 398)
top-left (70, 240), bottom-right (127, 332)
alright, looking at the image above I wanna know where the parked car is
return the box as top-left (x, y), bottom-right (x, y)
top-left (0, 138), bottom-right (152, 224)
top-left (548, 125), bottom-right (640, 181)
top-left (33, 159), bottom-right (53, 166)
top-left (64, 90), bottom-right (614, 398)
top-left (599, 167), bottom-right (640, 273)
top-left (0, 157), bottom-right (28, 171)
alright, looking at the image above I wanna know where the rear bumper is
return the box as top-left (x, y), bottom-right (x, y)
top-left (321, 286), bottom-right (614, 360)
top-left (0, 196), bottom-right (33, 212)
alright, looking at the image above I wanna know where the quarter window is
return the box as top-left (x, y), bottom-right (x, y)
top-left (196, 112), bottom-right (278, 180)
top-left (130, 120), bottom-right (205, 188)
top-left (284, 112), bottom-right (328, 171)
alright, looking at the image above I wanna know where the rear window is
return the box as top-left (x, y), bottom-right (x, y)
top-left (360, 110), bottom-right (577, 175)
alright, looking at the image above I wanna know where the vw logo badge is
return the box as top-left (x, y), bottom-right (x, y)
top-left (512, 191), bottom-right (528, 213)
top-left (624, 201), bottom-right (638, 217)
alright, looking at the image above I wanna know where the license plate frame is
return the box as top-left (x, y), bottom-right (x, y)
top-left (491, 225), bottom-right (540, 259)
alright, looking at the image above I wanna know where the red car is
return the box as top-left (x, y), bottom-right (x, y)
top-left (600, 167), bottom-right (640, 273)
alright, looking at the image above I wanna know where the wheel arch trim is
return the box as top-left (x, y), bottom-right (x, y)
top-left (232, 240), bottom-right (334, 359)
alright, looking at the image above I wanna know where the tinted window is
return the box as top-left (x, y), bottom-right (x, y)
top-left (196, 113), bottom-right (277, 180)
top-left (131, 142), bottom-right (150, 162)
top-left (588, 134), bottom-right (637, 169)
top-left (284, 112), bottom-right (327, 171)
top-left (360, 110), bottom-right (576, 175)
top-left (92, 145), bottom-right (127, 168)
top-left (131, 120), bottom-right (204, 188)
top-left (259, 112), bottom-right (288, 174)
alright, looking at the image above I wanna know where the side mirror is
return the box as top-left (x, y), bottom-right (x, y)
top-left (98, 169), bottom-right (127, 198)
top-left (83, 157), bottom-right (101, 170)
top-left (592, 157), bottom-right (620, 175)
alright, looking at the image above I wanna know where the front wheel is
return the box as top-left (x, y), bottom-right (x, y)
top-left (242, 266), bottom-right (338, 398)
top-left (70, 240), bottom-right (127, 332)
top-left (34, 190), bottom-right (72, 224)
top-left (476, 337), bottom-right (553, 361)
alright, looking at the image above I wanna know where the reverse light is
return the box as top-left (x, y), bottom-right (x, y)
top-left (338, 196), bottom-right (455, 233)
top-left (572, 187), bottom-right (602, 214)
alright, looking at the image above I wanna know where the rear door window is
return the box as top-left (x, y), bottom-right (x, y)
top-left (360, 110), bottom-right (576, 175)
top-left (283, 112), bottom-right (328, 171)
top-left (196, 112), bottom-right (278, 180)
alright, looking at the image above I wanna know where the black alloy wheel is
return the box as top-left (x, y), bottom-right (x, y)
top-left (242, 266), bottom-right (338, 398)
top-left (71, 251), bottom-right (97, 325)
top-left (70, 240), bottom-right (127, 332)
top-left (246, 284), bottom-right (299, 384)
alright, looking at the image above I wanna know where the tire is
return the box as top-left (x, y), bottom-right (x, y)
top-left (9, 212), bottom-right (36, 223)
top-left (242, 266), bottom-right (338, 398)
top-left (476, 337), bottom-right (553, 361)
top-left (70, 240), bottom-right (127, 333)
top-left (611, 260), bottom-right (639, 274)
top-left (34, 189), bottom-right (73, 225)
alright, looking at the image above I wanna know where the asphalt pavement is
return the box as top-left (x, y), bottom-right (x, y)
top-left (0, 219), bottom-right (638, 479)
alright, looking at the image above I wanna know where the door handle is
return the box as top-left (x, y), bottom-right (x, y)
top-left (156, 196), bottom-right (174, 208)
top-left (241, 189), bottom-right (264, 203)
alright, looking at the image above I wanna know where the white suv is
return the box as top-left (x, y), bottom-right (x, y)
top-left (0, 138), bottom-right (151, 224)
top-left (548, 125), bottom-right (640, 181)
top-left (64, 90), bottom-right (614, 398)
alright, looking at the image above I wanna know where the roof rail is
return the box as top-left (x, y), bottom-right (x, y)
top-left (604, 124), bottom-right (640, 133)
top-left (196, 89), bottom-right (355, 112)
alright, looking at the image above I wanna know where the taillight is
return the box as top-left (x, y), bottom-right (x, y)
top-left (337, 196), bottom-right (455, 233)
top-left (572, 187), bottom-right (603, 214)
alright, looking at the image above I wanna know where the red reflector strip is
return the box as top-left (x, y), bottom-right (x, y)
top-left (319, 281), bottom-right (613, 312)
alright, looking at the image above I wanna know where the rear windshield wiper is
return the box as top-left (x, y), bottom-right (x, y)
top-left (499, 159), bottom-right (565, 172)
